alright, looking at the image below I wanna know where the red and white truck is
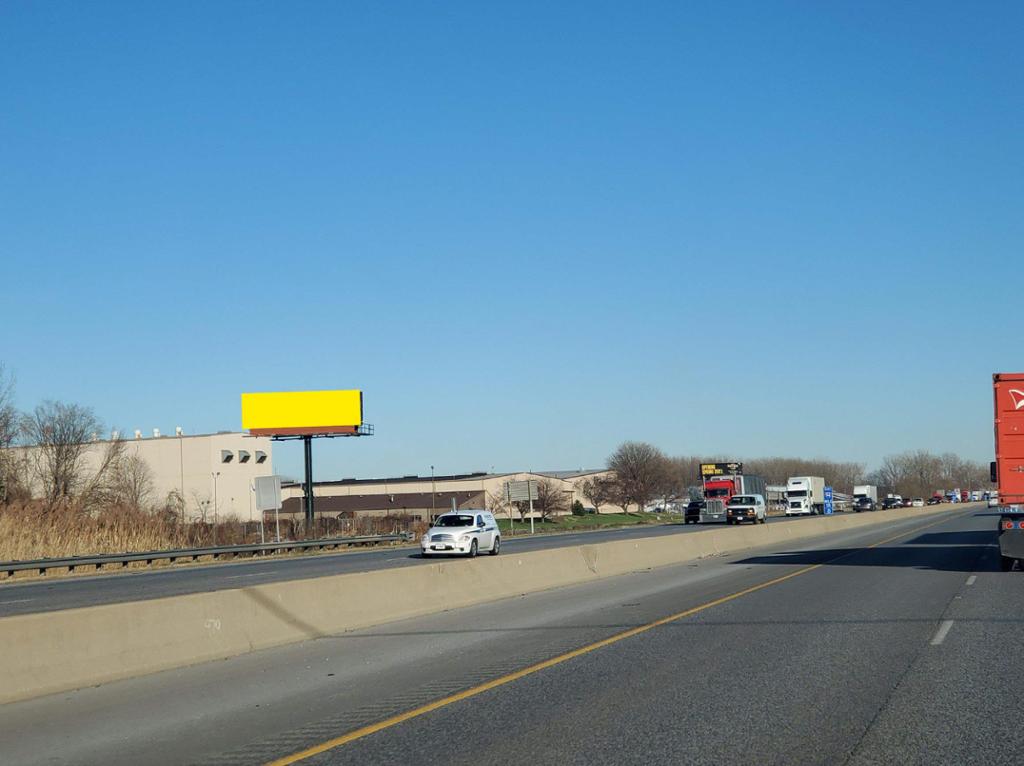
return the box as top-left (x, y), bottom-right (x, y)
top-left (992, 373), bottom-right (1024, 570)
top-left (700, 464), bottom-right (767, 524)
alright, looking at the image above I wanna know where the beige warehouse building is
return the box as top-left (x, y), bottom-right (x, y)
top-left (11, 431), bottom-right (275, 522)
top-left (278, 469), bottom-right (620, 523)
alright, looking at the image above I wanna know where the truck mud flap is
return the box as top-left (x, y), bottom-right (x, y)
top-left (999, 530), bottom-right (1024, 561)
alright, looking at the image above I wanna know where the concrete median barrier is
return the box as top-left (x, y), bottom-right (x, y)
top-left (0, 504), bottom-right (967, 704)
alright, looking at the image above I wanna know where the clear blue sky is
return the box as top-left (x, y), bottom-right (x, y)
top-left (2, 1), bottom-right (1020, 480)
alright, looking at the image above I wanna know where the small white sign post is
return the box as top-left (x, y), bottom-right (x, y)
top-left (254, 475), bottom-right (283, 543)
top-left (505, 479), bottom-right (539, 534)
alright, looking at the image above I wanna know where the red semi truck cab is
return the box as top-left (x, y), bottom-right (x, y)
top-left (993, 373), bottom-right (1024, 569)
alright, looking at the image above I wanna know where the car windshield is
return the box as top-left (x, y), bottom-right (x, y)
top-left (788, 490), bottom-right (808, 497)
top-left (705, 488), bottom-right (729, 498)
top-left (729, 496), bottom-right (755, 506)
top-left (434, 515), bottom-right (474, 528)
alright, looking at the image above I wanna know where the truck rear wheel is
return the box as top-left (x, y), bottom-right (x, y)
top-left (1001, 555), bottom-right (1015, 572)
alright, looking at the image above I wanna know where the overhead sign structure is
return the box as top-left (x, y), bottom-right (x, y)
top-left (241, 390), bottom-right (363, 436)
top-left (241, 390), bottom-right (371, 529)
top-left (700, 462), bottom-right (743, 478)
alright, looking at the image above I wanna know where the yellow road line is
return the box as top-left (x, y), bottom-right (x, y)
top-left (266, 511), bottom-right (961, 765)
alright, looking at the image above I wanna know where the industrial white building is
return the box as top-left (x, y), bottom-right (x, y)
top-left (11, 431), bottom-right (274, 522)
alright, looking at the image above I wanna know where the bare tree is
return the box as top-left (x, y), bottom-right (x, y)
top-left (533, 478), bottom-right (570, 521)
top-left (487, 488), bottom-right (514, 524)
top-left (21, 401), bottom-right (103, 508)
top-left (607, 441), bottom-right (670, 514)
top-left (579, 475), bottom-right (615, 513)
top-left (0, 364), bottom-right (26, 503)
top-left (107, 452), bottom-right (155, 511)
top-left (657, 456), bottom-right (691, 511)
top-left (74, 435), bottom-right (127, 513)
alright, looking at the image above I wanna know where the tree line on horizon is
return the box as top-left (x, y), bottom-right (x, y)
top-left (515, 442), bottom-right (993, 518)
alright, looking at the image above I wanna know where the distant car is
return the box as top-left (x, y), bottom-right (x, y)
top-left (685, 500), bottom-right (705, 524)
top-left (726, 494), bottom-right (767, 525)
top-left (902, 498), bottom-right (914, 507)
top-left (882, 497), bottom-right (902, 510)
top-left (927, 497), bottom-right (942, 505)
top-left (911, 498), bottom-right (924, 507)
top-left (582, 506), bottom-right (598, 514)
top-left (853, 497), bottom-right (876, 512)
top-left (420, 511), bottom-right (500, 557)
top-left (989, 496), bottom-right (1000, 508)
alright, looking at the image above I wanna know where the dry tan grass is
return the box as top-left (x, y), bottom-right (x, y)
top-left (0, 502), bottom-right (426, 562)
top-left (0, 502), bottom-right (188, 561)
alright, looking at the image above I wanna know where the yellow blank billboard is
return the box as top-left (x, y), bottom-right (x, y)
top-left (241, 390), bottom-right (363, 436)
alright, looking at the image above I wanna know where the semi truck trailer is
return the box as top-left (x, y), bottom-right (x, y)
top-left (993, 373), bottom-right (1024, 570)
top-left (853, 484), bottom-right (878, 503)
top-left (786, 476), bottom-right (826, 515)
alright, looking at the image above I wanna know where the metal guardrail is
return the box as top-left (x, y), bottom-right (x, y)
top-left (1, 533), bottom-right (412, 577)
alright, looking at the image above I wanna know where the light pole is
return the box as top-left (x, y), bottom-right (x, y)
top-left (212, 471), bottom-right (221, 545)
top-left (430, 465), bottom-right (436, 523)
top-left (178, 431), bottom-right (185, 526)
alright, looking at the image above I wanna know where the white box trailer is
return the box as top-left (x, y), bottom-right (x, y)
top-left (853, 485), bottom-right (878, 503)
top-left (786, 476), bottom-right (826, 515)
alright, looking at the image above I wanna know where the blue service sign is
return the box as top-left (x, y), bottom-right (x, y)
top-left (824, 486), bottom-right (834, 515)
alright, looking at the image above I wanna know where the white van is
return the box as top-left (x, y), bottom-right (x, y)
top-left (726, 494), bottom-right (767, 525)
top-left (420, 510), bottom-right (500, 557)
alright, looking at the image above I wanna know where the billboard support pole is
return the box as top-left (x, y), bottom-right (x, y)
top-left (303, 435), bottom-right (314, 533)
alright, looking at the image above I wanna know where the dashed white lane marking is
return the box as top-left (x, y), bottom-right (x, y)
top-left (226, 573), bottom-right (271, 580)
top-left (966, 575), bottom-right (977, 586)
top-left (931, 619), bottom-right (955, 646)
top-left (0, 598), bottom-right (32, 605)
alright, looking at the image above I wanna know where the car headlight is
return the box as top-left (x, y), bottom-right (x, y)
top-left (421, 535), bottom-right (430, 544)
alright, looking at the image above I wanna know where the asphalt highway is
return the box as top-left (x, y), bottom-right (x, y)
top-left (1, 507), bottom-right (1016, 766)
top-left (0, 514), bottom-right (805, 617)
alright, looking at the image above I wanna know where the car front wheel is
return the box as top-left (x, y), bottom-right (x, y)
top-left (490, 537), bottom-right (500, 555)
top-left (468, 539), bottom-right (478, 558)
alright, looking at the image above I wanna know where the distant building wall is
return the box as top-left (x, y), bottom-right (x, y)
top-left (277, 469), bottom-right (621, 522)
top-left (12, 432), bottom-right (274, 521)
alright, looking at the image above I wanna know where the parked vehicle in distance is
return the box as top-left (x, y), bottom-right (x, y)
top-left (685, 500), bottom-right (705, 524)
top-left (882, 497), bottom-right (903, 510)
top-left (726, 494), bottom-right (767, 525)
top-left (927, 497), bottom-right (942, 505)
top-left (853, 484), bottom-right (878, 504)
top-left (420, 510), bottom-right (500, 557)
top-left (989, 496), bottom-right (1000, 508)
top-left (786, 476), bottom-right (826, 516)
top-left (853, 497), bottom-right (876, 512)
top-left (911, 498), bottom-right (924, 507)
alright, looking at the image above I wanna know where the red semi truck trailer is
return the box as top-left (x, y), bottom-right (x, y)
top-left (993, 373), bottom-right (1024, 570)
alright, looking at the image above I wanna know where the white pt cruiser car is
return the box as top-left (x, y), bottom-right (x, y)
top-left (420, 511), bottom-right (501, 557)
